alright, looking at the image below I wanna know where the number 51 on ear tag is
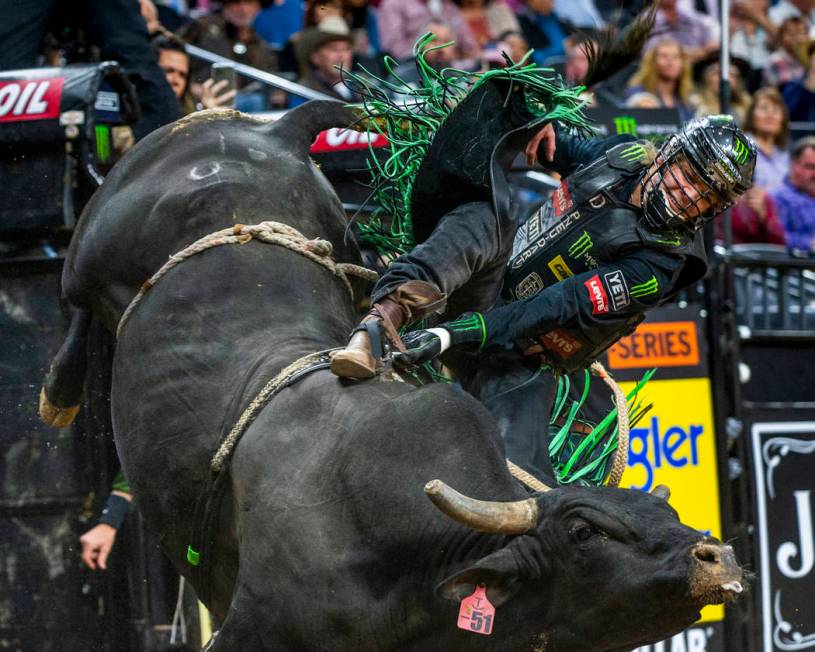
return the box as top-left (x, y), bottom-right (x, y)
top-left (457, 585), bottom-right (495, 635)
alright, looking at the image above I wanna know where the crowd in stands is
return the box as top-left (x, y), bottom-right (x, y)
top-left (33, 0), bottom-right (815, 253)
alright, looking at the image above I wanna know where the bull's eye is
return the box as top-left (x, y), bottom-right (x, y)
top-left (570, 522), bottom-right (596, 543)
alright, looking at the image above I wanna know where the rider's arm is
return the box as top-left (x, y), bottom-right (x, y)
top-left (479, 249), bottom-right (681, 347)
top-left (543, 129), bottom-right (636, 178)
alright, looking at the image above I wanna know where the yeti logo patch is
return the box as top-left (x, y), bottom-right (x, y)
top-left (603, 270), bottom-right (630, 312)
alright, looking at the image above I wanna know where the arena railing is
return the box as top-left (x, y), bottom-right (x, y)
top-left (183, 43), bottom-right (334, 102)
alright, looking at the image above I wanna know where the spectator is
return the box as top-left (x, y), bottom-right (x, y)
top-left (730, 0), bottom-right (777, 89)
top-left (295, 16), bottom-right (358, 101)
top-left (179, 0), bottom-right (278, 90)
top-left (764, 16), bottom-right (809, 87)
top-left (782, 40), bottom-right (815, 120)
top-left (455, 0), bottom-right (521, 48)
top-left (345, 0), bottom-right (383, 57)
top-left (140, 0), bottom-right (164, 36)
top-left (768, 0), bottom-right (815, 35)
top-left (497, 30), bottom-right (529, 63)
top-left (716, 187), bottom-right (787, 244)
top-left (625, 91), bottom-right (662, 107)
top-left (304, 0), bottom-right (344, 26)
top-left (153, 35), bottom-right (237, 113)
top-left (563, 36), bottom-right (623, 106)
top-left (377, 0), bottom-right (480, 62)
top-left (689, 51), bottom-right (752, 123)
top-left (646, 0), bottom-right (719, 63)
top-left (254, 0), bottom-right (304, 52)
top-left (744, 87), bottom-right (791, 191)
top-left (517, 0), bottom-right (571, 66)
top-left (553, 0), bottom-right (605, 30)
top-left (771, 136), bottom-right (815, 250)
top-left (627, 37), bottom-right (695, 120)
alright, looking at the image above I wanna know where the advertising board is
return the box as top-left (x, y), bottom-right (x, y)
top-left (751, 422), bottom-right (815, 652)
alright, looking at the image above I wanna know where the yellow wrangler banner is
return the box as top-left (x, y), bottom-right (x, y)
top-left (604, 306), bottom-right (726, 650)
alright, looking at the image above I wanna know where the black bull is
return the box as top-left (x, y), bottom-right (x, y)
top-left (41, 102), bottom-right (744, 651)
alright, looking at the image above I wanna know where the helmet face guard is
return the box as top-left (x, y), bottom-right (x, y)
top-left (640, 116), bottom-right (757, 233)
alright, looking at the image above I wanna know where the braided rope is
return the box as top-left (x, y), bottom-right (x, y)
top-left (116, 221), bottom-right (378, 338)
top-left (590, 360), bottom-right (630, 488)
top-left (506, 459), bottom-right (551, 492)
top-left (211, 350), bottom-right (331, 472)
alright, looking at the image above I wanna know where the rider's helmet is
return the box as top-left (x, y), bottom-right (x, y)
top-left (639, 115), bottom-right (757, 232)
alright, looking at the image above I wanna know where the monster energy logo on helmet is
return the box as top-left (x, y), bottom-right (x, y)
top-left (733, 137), bottom-right (751, 165)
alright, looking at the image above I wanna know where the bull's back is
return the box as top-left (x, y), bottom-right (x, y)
top-left (64, 110), bottom-right (351, 329)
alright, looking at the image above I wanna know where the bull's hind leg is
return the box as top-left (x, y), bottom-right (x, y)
top-left (39, 308), bottom-right (91, 427)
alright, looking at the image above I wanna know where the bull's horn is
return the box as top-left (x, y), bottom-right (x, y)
top-left (650, 484), bottom-right (671, 501)
top-left (424, 479), bottom-right (539, 534)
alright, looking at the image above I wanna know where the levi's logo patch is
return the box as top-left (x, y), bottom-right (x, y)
top-left (0, 78), bottom-right (63, 122)
top-left (540, 329), bottom-right (583, 358)
top-left (584, 274), bottom-right (608, 314)
top-left (553, 181), bottom-right (573, 217)
top-left (603, 270), bottom-right (630, 311)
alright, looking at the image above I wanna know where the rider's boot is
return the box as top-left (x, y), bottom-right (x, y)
top-left (330, 280), bottom-right (445, 379)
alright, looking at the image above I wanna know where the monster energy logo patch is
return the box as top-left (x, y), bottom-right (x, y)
top-left (620, 143), bottom-right (647, 162)
top-left (733, 138), bottom-right (750, 165)
top-left (630, 276), bottom-right (659, 298)
top-left (568, 231), bottom-right (593, 258)
top-left (653, 235), bottom-right (681, 246)
top-left (446, 312), bottom-right (487, 349)
top-left (614, 116), bottom-right (638, 137)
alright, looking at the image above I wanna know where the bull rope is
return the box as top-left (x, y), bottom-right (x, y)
top-left (590, 360), bottom-right (629, 488)
top-left (116, 221), bottom-right (378, 338)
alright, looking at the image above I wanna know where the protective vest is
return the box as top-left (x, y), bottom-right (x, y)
top-left (502, 141), bottom-right (708, 373)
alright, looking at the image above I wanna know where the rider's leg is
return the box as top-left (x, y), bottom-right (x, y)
top-left (465, 350), bottom-right (558, 484)
top-left (331, 201), bottom-right (508, 378)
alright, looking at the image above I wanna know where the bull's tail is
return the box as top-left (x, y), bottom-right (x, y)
top-left (581, 0), bottom-right (658, 90)
top-left (267, 99), bottom-right (363, 158)
top-left (39, 308), bottom-right (91, 427)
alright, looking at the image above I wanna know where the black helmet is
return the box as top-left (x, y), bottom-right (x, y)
top-left (640, 115), bottom-right (756, 232)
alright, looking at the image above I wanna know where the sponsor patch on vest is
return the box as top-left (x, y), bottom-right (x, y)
top-left (510, 210), bottom-right (581, 270)
top-left (603, 270), bottom-right (630, 312)
top-left (547, 255), bottom-right (573, 280)
top-left (553, 181), bottom-right (573, 217)
top-left (584, 274), bottom-right (609, 314)
top-left (515, 272), bottom-right (545, 299)
top-left (540, 329), bottom-right (583, 358)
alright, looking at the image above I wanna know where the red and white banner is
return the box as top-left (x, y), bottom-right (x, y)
top-left (0, 78), bottom-right (64, 123)
top-left (310, 127), bottom-right (388, 153)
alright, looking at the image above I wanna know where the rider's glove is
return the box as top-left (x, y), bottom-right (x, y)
top-left (392, 312), bottom-right (486, 368)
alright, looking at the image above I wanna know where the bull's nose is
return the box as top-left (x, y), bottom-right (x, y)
top-left (693, 542), bottom-right (737, 567)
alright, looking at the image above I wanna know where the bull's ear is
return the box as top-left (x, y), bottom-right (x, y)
top-left (436, 547), bottom-right (527, 608)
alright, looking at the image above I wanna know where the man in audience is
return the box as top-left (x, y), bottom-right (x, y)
top-left (517, 0), bottom-right (571, 65)
top-left (295, 16), bottom-right (357, 100)
top-left (179, 0), bottom-right (278, 91)
top-left (782, 40), bottom-right (815, 120)
top-left (377, 0), bottom-right (480, 62)
top-left (769, 0), bottom-right (815, 35)
top-left (646, 0), bottom-right (719, 63)
top-left (771, 137), bottom-right (815, 251)
top-left (764, 16), bottom-right (809, 87)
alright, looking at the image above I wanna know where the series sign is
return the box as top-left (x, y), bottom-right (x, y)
top-left (605, 306), bottom-right (726, 651)
top-left (751, 422), bottom-right (815, 652)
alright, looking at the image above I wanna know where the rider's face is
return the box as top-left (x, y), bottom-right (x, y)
top-left (644, 155), bottom-right (720, 222)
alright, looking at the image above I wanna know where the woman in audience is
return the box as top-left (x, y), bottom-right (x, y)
top-left (626, 38), bottom-right (695, 120)
top-left (455, 0), bottom-right (520, 48)
top-left (716, 86), bottom-right (790, 246)
top-left (689, 52), bottom-right (752, 123)
top-left (744, 86), bottom-right (791, 191)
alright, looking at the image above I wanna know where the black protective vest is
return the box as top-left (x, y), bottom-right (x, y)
top-left (501, 141), bottom-right (708, 373)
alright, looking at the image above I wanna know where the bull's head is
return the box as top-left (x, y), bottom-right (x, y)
top-left (426, 480), bottom-right (743, 651)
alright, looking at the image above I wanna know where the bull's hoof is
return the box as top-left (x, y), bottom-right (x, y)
top-left (39, 387), bottom-right (80, 427)
top-left (330, 350), bottom-right (377, 379)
